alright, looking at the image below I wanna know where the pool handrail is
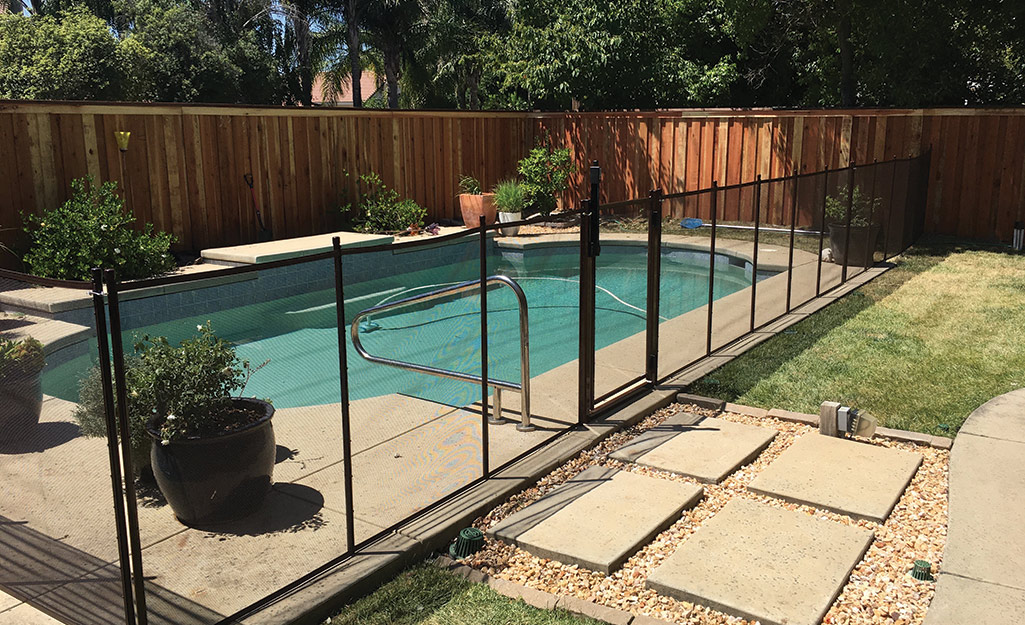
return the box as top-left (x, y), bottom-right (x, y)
top-left (350, 274), bottom-right (533, 431)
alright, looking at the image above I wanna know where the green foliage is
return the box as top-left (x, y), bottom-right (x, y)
top-left (458, 174), bottom-right (482, 195)
top-left (492, 179), bottom-right (525, 213)
top-left (0, 336), bottom-right (45, 379)
top-left (0, 8), bottom-right (137, 100)
top-left (517, 142), bottom-right (575, 217)
top-left (74, 322), bottom-right (267, 455)
top-left (824, 185), bottom-right (882, 227)
top-left (345, 172), bottom-right (427, 233)
top-left (23, 176), bottom-right (175, 281)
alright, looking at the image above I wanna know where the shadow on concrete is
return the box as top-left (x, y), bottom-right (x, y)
top-left (0, 422), bottom-right (81, 455)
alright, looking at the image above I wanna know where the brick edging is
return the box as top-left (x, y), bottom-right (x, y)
top-left (678, 394), bottom-right (954, 450)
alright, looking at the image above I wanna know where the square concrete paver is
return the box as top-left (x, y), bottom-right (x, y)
top-left (488, 466), bottom-right (703, 573)
top-left (749, 433), bottom-right (922, 522)
top-left (646, 498), bottom-right (874, 625)
top-left (610, 414), bottom-right (776, 483)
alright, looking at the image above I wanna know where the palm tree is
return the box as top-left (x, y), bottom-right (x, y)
top-left (362, 0), bottom-right (430, 108)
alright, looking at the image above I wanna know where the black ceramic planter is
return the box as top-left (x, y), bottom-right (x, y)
top-left (829, 223), bottom-right (881, 268)
top-left (148, 398), bottom-right (275, 527)
top-left (0, 372), bottom-right (42, 443)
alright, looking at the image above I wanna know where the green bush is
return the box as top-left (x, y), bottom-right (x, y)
top-left (23, 176), bottom-right (175, 281)
top-left (346, 172), bottom-right (426, 234)
top-left (458, 175), bottom-right (483, 195)
top-left (74, 323), bottom-right (267, 468)
top-left (493, 179), bottom-right (526, 213)
top-left (825, 185), bottom-right (882, 227)
top-left (517, 143), bottom-right (575, 217)
top-left (0, 336), bottom-right (45, 379)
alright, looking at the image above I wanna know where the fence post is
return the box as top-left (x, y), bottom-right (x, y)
top-left (750, 175), bottom-right (762, 333)
top-left (785, 172), bottom-right (799, 312)
top-left (645, 188), bottom-right (663, 382)
top-left (841, 162), bottom-right (856, 283)
top-left (706, 182), bottom-right (718, 356)
top-left (816, 168), bottom-right (828, 296)
top-left (90, 268), bottom-right (137, 625)
top-left (331, 238), bottom-right (356, 555)
top-left (863, 159), bottom-right (880, 269)
top-left (103, 269), bottom-right (148, 625)
top-left (577, 162), bottom-right (600, 424)
top-left (479, 215), bottom-right (490, 476)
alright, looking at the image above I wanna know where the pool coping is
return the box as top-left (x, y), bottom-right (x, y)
top-left (235, 261), bottom-right (894, 625)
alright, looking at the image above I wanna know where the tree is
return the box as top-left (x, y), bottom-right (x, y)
top-left (0, 7), bottom-right (136, 100)
top-left (363, 0), bottom-right (429, 108)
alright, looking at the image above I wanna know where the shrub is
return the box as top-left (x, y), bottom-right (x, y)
top-left (517, 143), bottom-right (575, 217)
top-left (493, 179), bottom-right (526, 213)
top-left (346, 172), bottom-right (426, 234)
top-left (825, 185), bottom-right (881, 227)
top-left (74, 323), bottom-right (267, 468)
top-left (0, 337), bottom-right (45, 379)
top-left (23, 176), bottom-right (175, 281)
top-left (458, 175), bottom-right (483, 195)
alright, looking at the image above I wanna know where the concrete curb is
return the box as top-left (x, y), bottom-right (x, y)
top-left (678, 395), bottom-right (954, 450)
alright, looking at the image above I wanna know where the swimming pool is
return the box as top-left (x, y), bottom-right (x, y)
top-left (42, 243), bottom-right (769, 409)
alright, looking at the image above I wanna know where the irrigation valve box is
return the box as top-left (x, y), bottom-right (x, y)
top-left (819, 401), bottom-right (877, 438)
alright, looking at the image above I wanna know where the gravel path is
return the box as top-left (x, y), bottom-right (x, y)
top-left (465, 404), bottom-right (949, 625)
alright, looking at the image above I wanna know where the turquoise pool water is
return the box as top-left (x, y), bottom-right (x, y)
top-left (42, 245), bottom-right (766, 410)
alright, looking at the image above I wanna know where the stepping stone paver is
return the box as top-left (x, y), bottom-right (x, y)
top-left (610, 414), bottom-right (776, 483)
top-left (646, 498), bottom-right (874, 625)
top-left (488, 466), bottom-right (703, 573)
top-left (749, 433), bottom-right (922, 522)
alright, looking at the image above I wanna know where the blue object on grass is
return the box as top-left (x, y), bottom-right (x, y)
top-left (681, 218), bottom-right (703, 229)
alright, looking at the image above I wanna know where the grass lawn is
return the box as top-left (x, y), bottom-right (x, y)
top-left (687, 236), bottom-right (1025, 435)
top-left (327, 561), bottom-right (601, 625)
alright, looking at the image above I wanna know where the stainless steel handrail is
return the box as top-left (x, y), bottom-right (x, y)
top-left (350, 274), bottom-right (533, 431)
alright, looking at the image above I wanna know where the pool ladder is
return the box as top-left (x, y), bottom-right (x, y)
top-left (350, 275), bottom-right (533, 431)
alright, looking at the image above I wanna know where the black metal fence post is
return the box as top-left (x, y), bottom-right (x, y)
top-left (90, 268), bottom-right (137, 625)
top-left (883, 160), bottom-right (898, 261)
top-left (706, 182), bottom-right (718, 356)
top-left (577, 161), bottom-right (600, 424)
top-left (816, 169), bottom-right (828, 296)
top-left (749, 175), bottom-right (762, 333)
top-left (785, 172), bottom-right (799, 312)
top-left (331, 238), bottom-right (356, 555)
top-left (478, 215), bottom-right (490, 477)
top-left (103, 269), bottom-right (148, 625)
top-left (841, 162), bottom-right (856, 283)
top-left (863, 159), bottom-right (880, 269)
top-left (645, 188), bottom-right (663, 382)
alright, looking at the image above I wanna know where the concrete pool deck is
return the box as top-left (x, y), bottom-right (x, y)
top-left (1, 234), bottom-right (883, 625)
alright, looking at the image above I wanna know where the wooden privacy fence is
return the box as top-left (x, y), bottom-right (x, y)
top-left (1, 101), bottom-right (1024, 253)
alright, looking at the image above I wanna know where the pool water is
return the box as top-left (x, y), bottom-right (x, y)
top-left (43, 245), bottom-right (766, 410)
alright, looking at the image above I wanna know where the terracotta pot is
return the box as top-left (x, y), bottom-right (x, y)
top-left (147, 398), bottom-right (275, 527)
top-left (459, 193), bottom-right (497, 227)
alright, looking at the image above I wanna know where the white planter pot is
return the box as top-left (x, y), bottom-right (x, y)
top-left (497, 212), bottom-right (521, 237)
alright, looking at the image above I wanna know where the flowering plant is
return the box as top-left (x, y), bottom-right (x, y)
top-left (75, 323), bottom-right (267, 468)
top-left (23, 176), bottom-right (175, 280)
top-left (0, 336), bottom-right (45, 379)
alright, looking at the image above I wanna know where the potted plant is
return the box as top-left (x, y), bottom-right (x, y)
top-left (493, 179), bottom-right (526, 237)
top-left (457, 175), bottom-right (496, 228)
top-left (0, 336), bottom-right (45, 443)
top-left (518, 141), bottom-right (576, 226)
top-left (825, 185), bottom-right (882, 267)
top-left (141, 323), bottom-right (272, 527)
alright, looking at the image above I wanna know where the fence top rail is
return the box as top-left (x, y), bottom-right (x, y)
top-left (4, 99), bottom-right (1025, 118)
top-left (0, 267), bottom-right (94, 290)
